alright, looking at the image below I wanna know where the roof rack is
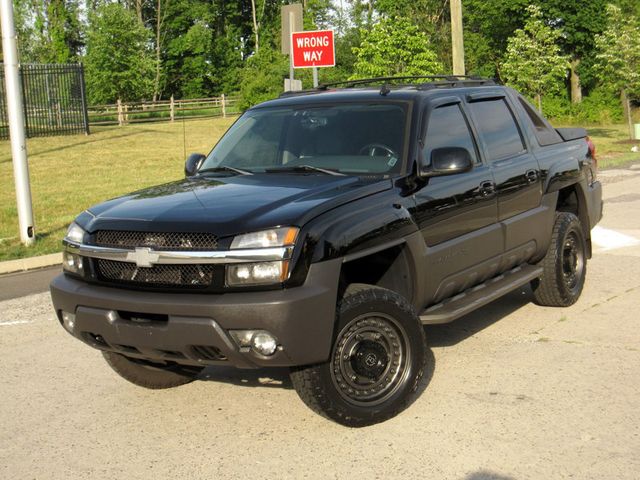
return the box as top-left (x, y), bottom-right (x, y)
top-left (279, 75), bottom-right (497, 98)
top-left (319, 75), bottom-right (494, 89)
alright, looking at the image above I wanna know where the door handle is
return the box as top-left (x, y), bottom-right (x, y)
top-left (479, 180), bottom-right (496, 197)
top-left (525, 169), bottom-right (539, 183)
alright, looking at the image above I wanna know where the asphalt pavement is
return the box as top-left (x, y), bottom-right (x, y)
top-left (1, 167), bottom-right (639, 479)
top-left (0, 265), bottom-right (60, 301)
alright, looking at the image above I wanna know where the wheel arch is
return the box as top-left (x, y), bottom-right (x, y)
top-left (338, 238), bottom-right (421, 309)
top-left (555, 182), bottom-right (593, 258)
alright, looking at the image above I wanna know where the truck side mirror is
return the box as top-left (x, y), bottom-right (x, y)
top-left (420, 147), bottom-right (473, 178)
top-left (185, 153), bottom-right (206, 177)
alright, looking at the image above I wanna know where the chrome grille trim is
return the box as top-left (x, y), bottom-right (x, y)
top-left (64, 240), bottom-right (293, 266)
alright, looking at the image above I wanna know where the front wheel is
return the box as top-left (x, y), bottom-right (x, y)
top-left (102, 351), bottom-right (203, 389)
top-left (531, 212), bottom-right (587, 307)
top-left (290, 285), bottom-right (427, 427)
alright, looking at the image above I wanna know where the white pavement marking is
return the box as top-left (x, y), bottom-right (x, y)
top-left (591, 226), bottom-right (640, 251)
top-left (0, 319), bottom-right (32, 326)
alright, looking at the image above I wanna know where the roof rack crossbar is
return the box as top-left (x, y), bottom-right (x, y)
top-left (278, 75), bottom-right (497, 98)
top-left (318, 75), bottom-right (492, 89)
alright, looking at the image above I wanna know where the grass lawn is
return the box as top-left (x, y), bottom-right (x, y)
top-left (0, 117), bottom-right (237, 261)
top-left (580, 123), bottom-right (640, 168)
top-left (0, 118), bottom-right (638, 261)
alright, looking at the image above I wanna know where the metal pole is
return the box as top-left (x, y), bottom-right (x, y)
top-left (312, 67), bottom-right (319, 88)
top-left (79, 63), bottom-right (90, 135)
top-left (450, 0), bottom-right (465, 76)
top-left (1, 0), bottom-right (35, 246)
top-left (289, 11), bottom-right (295, 89)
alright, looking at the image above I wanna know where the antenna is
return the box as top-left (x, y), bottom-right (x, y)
top-left (182, 115), bottom-right (186, 160)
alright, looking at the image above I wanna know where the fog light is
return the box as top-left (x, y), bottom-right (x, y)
top-left (229, 330), bottom-right (279, 356)
top-left (62, 251), bottom-right (84, 275)
top-left (251, 332), bottom-right (278, 356)
top-left (61, 311), bottom-right (76, 333)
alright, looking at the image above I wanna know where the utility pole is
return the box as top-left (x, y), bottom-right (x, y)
top-left (289, 11), bottom-right (295, 87)
top-left (1, 0), bottom-right (35, 246)
top-left (450, 0), bottom-right (465, 76)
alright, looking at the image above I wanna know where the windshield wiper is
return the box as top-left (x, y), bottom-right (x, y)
top-left (265, 165), bottom-right (345, 176)
top-left (198, 166), bottom-right (253, 176)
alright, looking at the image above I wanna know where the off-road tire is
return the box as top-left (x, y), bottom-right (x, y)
top-left (103, 351), bottom-right (203, 389)
top-left (531, 212), bottom-right (587, 307)
top-left (290, 285), bottom-right (427, 427)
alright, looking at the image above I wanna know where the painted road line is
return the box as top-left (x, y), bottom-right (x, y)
top-left (591, 226), bottom-right (640, 251)
top-left (0, 320), bottom-right (32, 326)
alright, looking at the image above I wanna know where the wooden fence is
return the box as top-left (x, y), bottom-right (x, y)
top-left (88, 95), bottom-right (240, 126)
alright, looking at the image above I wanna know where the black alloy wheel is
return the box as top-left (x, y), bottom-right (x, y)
top-left (331, 312), bottom-right (410, 407)
top-left (290, 285), bottom-right (428, 427)
top-left (532, 212), bottom-right (587, 307)
top-left (561, 230), bottom-right (585, 295)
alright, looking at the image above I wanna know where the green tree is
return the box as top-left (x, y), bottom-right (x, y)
top-left (542, 0), bottom-right (608, 103)
top-left (464, 0), bottom-right (530, 77)
top-left (594, 4), bottom-right (640, 138)
top-left (239, 47), bottom-right (288, 109)
top-left (46, 0), bottom-right (83, 63)
top-left (6, 0), bottom-right (83, 63)
top-left (501, 5), bottom-right (568, 113)
top-left (84, 3), bottom-right (155, 103)
top-left (374, 0), bottom-right (454, 71)
top-left (352, 17), bottom-right (442, 78)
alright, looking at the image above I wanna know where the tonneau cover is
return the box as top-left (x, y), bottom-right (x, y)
top-left (556, 127), bottom-right (587, 142)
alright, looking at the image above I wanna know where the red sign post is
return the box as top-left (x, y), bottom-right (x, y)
top-left (291, 30), bottom-right (335, 68)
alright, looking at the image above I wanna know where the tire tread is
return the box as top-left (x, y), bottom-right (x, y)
top-left (290, 285), bottom-right (427, 427)
top-left (103, 351), bottom-right (200, 390)
top-left (532, 212), bottom-right (586, 307)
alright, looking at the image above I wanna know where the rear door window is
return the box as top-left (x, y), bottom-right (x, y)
top-left (468, 99), bottom-right (526, 160)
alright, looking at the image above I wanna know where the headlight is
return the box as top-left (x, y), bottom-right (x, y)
top-left (227, 260), bottom-right (288, 286)
top-left (230, 227), bottom-right (298, 249)
top-left (63, 223), bottom-right (86, 275)
top-left (65, 222), bottom-right (86, 244)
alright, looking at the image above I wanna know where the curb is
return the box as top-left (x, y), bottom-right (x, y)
top-left (0, 252), bottom-right (62, 275)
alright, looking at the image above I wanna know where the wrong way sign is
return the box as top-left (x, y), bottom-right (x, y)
top-left (292, 30), bottom-right (335, 68)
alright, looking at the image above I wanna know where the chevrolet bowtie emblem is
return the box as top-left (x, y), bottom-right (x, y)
top-left (126, 247), bottom-right (160, 268)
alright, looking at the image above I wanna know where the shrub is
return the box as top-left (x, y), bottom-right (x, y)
top-left (544, 88), bottom-right (623, 125)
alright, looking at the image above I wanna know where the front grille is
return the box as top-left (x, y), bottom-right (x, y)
top-left (97, 259), bottom-right (214, 288)
top-left (191, 345), bottom-right (227, 361)
top-left (94, 230), bottom-right (217, 251)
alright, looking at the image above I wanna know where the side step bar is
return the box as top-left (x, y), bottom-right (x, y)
top-left (419, 264), bottom-right (543, 325)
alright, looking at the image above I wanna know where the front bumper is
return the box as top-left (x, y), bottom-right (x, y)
top-left (50, 259), bottom-right (341, 368)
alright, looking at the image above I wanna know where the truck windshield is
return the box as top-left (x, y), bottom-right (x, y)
top-left (200, 103), bottom-right (408, 175)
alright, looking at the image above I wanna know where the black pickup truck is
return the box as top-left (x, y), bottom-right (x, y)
top-left (50, 76), bottom-right (603, 427)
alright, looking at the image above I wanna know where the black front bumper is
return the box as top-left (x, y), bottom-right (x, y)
top-left (50, 259), bottom-right (341, 368)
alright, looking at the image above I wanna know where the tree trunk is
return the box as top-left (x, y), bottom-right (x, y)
top-left (250, 0), bottom-right (259, 52)
top-left (536, 93), bottom-right (542, 114)
top-left (622, 89), bottom-right (634, 140)
top-left (136, 0), bottom-right (143, 24)
top-left (570, 58), bottom-right (582, 104)
top-left (152, 0), bottom-right (162, 102)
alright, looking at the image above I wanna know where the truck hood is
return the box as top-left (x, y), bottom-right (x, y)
top-left (82, 173), bottom-right (391, 238)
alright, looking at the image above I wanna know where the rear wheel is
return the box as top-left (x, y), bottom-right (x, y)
top-left (531, 212), bottom-right (587, 307)
top-left (290, 285), bottom-right (427, 427)
top-left (102, 351), bottom-right (203, 389)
